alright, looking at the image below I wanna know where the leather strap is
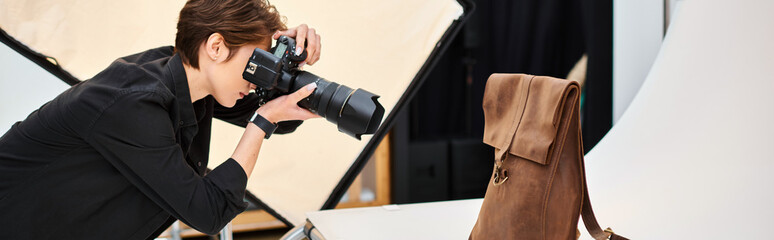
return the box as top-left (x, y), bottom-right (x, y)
top-left (492, 75), bottom-right (534, 185)
top-left (495, 75), bottom-right (535, 162)
top-left (576, 101), bottom-right (628, 240)
top-left (581, 187), bottom-right (629, 239)
top-left (581, 175), bottom-right (627, 240)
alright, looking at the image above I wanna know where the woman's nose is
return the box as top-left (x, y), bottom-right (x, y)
top-left (249, 83), bottom-right (257, 90)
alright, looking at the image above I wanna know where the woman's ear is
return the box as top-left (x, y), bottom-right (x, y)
top-left (204, 33), bottom-right (228, 62)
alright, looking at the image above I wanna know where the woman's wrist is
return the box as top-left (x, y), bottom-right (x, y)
top-left (255, 108), bottom-right (277, 123)
top-left (250, 110), bottom-right (278, 139)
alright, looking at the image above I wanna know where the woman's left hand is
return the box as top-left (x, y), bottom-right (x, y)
top-left (255, 83), bottom-right (320, 123)
top-left (273, 24), bottom-right (321, 67)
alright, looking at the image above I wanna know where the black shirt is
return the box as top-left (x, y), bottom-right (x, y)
top-left (0, 46), bottom-right (262, 239)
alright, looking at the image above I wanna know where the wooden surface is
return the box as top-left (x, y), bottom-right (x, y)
top-left (336, 133), bottom-right (392, 209)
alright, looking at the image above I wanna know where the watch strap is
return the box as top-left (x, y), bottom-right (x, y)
top-left (250, 112), bottom-right (277, 139)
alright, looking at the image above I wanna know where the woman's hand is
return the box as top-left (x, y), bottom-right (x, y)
top-left (273, 24), bottom-right (321, 67)
top-left (255, 83), bottom-right (320, 123)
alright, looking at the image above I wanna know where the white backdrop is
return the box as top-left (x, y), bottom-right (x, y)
top-left (612, 0), bottom-right (663, 123)
top-left (582, 0), bottom-right (774, 238)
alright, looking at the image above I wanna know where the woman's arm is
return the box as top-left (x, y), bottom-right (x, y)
top-left (229, 83), bottom-right (318, 177)
top-left (86, 91), bottom-right (248, 235)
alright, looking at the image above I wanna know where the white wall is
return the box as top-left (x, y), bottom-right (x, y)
top-left (665, 0), bottom-right (681, 31)
top-left (584, 0), bottom-right (774, 238)
top-left (0, 43), bottom-right (70, 134)
top-left (612, 0), bottom-right (664, 123)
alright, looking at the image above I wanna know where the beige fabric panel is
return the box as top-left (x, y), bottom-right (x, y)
top-left (0, 1), bottom-right (184, 79)
top-left (580, 0), bottom-right (774, 238)
top-left (1, 0), bottom-right (462, 225)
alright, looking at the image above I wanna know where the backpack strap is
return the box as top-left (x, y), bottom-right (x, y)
top-left (576, 96), bottom-right (628, 240)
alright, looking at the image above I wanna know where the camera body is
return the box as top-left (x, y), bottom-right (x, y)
top-left (242, 36), bottom-right (384, 139)
top-left (243, 36), bottom-right (305, 93)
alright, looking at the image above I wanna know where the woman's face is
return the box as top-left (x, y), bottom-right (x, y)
top-left (207, 40), bottom-right (271, 107)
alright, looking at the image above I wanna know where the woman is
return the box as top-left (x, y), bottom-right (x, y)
top-left (0, 0), bottom-right (320, 238)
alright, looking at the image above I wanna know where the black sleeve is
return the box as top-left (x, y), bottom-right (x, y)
top-left (213, 93), bottom-right (259, 128)
top-left (213, 93), bottom-right (305, 134)
top-left (85, 91), bottom-right (248, 235)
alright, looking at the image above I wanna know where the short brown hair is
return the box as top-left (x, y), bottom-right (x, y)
top-left (175, 0), bottom-right (286, 69)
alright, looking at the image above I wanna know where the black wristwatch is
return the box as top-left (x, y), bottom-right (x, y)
top-left (250, 112), bottom-right (277, 139)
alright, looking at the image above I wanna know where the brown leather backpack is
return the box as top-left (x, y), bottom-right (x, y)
top-left (469, 74), bottom-right (627, 240)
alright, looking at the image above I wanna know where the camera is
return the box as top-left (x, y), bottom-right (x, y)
top-left (242, 36), bottom-right (384, 139)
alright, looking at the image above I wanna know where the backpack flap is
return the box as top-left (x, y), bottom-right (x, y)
top-left (482, 74), bottom-right (573, 165)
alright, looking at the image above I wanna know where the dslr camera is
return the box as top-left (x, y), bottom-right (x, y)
top-left (243, 36), bottom-right (384, 139)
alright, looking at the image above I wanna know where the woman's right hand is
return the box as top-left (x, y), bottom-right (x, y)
top-left (273, 24), bottom-right (322, 67)
top-left (255, 83), bottom-right (320, 123)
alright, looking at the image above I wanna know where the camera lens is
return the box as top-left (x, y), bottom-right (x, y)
top-left (336, 88), bottom-right (384, 138)
top-left (293, 71), bottom-right (384, 139)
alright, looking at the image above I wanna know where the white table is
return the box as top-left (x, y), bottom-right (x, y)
top-left (283, 199), bottom-right (483, 240)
